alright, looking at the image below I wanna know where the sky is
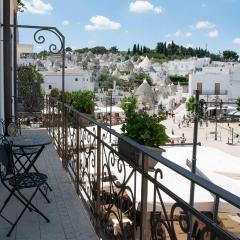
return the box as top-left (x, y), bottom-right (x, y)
top-left (18, 0), bottom-right (240, 54)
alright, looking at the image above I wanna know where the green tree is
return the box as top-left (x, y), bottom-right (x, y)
top-left (121, 112), bottom-right (169, 147)
top-left (17, 65), bottom-right (44, 112)
top-left (133, 44), bottom-right (137, 54)
top-left (109, 46), bottom-right (118, 53)
top-left (70, 90), bottom-right (95, 114)
top-left (17, 0), bottom-right (25, 12)
top-left (120, 96), bottom-right (137, 117)
top-left (170, 75), bottom-right (188, 85)
top-left (223, 50), bottom-right (239, 62)
top-left (91, 46), bottom-right (108, 54)
top-left (37, 50), bottom-right (48, 59)
top-left (65, 47), bottom-right (72, 52)
top-left (98, 74), bottom-right (126, 91)
top-left (130, 73), bottom-right (153, 89)
top-left (186, 96), bottom-right (195, 113)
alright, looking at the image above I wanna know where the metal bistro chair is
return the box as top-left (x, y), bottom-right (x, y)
top-left (0, 136), bottom-right (50, 237)
top-left (0, 118), bottom-right (52, 193)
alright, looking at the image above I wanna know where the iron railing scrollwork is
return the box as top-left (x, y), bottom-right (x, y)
top-left (2, 24), bottom-right (65, 121)
top-left (47, 96), bottom-right (240, 240)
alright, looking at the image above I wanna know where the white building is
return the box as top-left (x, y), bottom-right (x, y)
top-left (40, 68), bottom-right (95, 94)
top-left (164, 57), bottom-right (211, 76)
top-left (189, 64), bottom-right (240, 101)
top-left (17, 43), bottom-right (34, 65)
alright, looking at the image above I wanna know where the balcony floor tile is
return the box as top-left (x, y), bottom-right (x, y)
top-left (0, 129), bottom-right (98, 240)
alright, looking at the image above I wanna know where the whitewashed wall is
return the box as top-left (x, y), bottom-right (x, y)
top-left (41, 71), bottom-right (95, 94)
top-left (189, 67), bottom-right (240, 100)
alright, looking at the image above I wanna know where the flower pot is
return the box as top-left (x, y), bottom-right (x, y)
top-left (78, 115), bottom-right (91, 127)
top-left (118, 138), bottom-right (165, 171)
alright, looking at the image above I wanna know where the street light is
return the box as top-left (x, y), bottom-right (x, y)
top-left (107, 89), bottom-right (113, 143)
top-left (214, 98), bottom-right (223, 141)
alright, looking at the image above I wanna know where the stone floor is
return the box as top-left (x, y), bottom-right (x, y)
top-left (0, 129), bottom-right (98, 240)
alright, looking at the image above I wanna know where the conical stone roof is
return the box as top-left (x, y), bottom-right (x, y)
top-left (138, 56), bottom-right (152, 71)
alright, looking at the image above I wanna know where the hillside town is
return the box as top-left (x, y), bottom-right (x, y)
top-left (18, 43), bottom-right (240, 116)
top-left (1, 0), bottom-right (240, 239)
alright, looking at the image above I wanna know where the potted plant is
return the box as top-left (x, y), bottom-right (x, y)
top-left (67, 90), bottom-right (95, 127)
top-left (119, 96), bottom-right (170, 171)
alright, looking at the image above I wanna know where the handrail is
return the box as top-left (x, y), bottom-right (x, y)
top-left (50, 96), bottom-right (240, 210)
top-left (47, 96), bottom-right (240, 239)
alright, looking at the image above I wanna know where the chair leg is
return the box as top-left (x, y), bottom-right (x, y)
top-left (39, 187), bottom-right (51, 203)
top-left (0, 184), bottom-right (33, 213)
top-left (17, 188), bottom-right (50, 223)
top-left (6, 187), bottom-right (50, 237)
top-left (0, 190), bottom-right (14, 215)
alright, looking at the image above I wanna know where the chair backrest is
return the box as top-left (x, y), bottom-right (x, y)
top-left (0, 138), bottom-right (14, 180)
top-left (0, 119), bottom-right (5, 136)
top-left (0, 119), bottom-right (21, 137)
top-left (7, 121), bottom-right (21, 137)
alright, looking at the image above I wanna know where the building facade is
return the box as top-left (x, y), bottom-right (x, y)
top-left (189, 64), bottom-right (240, 101)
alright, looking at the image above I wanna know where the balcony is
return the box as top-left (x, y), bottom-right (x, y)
top-left (0, 129), bottom-right (98, 240)
top-left (42, 96), bottom-right (240, 239)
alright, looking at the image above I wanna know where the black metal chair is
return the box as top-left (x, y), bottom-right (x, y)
top-left (0, 137), bottom-right (50, 237)
top-left (0, 118), bottom-right (52, 192)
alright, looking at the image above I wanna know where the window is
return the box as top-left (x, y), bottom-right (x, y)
top-left (215, 83), bottom-right (220, 95)
top-left (48, 85), bottom-right (52, 90)
top-left (75, 78), bottom-right (78, 82)
top-left (197, 82), bottom-right (202, 94)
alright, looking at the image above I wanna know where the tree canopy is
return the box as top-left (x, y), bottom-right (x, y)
top-left (186, 96), bottom-right (195, 113)
top-left (223, 50), bottom-right (239, 62)
top-left (17, 65), bottom-right (44, 112)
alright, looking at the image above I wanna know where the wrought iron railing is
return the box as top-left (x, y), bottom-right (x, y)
top-left (46, 96), bottom-right (240, 240)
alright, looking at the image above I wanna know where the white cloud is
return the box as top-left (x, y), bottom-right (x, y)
top-left (165, 30), bottom-right (192, 38)
top-left (233, 38), bottom-right (240, 45)
top-left (88, 40), bottom-right (96, 45)
top-left (84, 16), bottom-right (121, 31)
top-left (174, 30), bottom-right (182, 37)
top-left (165, 30), bottom-right (182, 38)
top-left (185, 32), bottom-right (192, 37)
top-left (129, 1), bottom-right (162, 14)
top-left (195, 21), bottom-right (216, 29)
top-left (62, 20), bottom-right (70, 26)
top-left (22, 0), bottom-right (53, 15)
top-left (208, 29), bottom-right (219, 38)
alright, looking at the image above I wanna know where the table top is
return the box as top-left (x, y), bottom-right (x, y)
top-left (7, 133), bottom-right (52, 147)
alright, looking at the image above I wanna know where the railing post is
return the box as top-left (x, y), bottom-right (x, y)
top-left (57, 101), bottom-right (60, 153)
top-left (48, 97), bottom-right (51, 134)
top-left (52, 100), bottom-right (55, 141)
top-left (76, 113), bottom-right (80, 195)
top-left (140, 152), bottom-right (148, 240)
top-left (63, 103), bottom-right (68, 169)
top-left (96, 126), bottom-right (101, 228)
top-left (189, 89), bottom-right (199, 239)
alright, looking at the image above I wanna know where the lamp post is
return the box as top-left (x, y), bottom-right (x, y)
top-left (189, 89), bottom-right (200, 239)
top-left (214, 98), bottom-right (223, 141)
top-left (107, 89), bottom-right (113, 143)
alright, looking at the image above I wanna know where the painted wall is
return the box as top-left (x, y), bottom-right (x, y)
top-left (40, 70), bottom-right (95, 94)
top-left (189, 67), bottom-right (240, 100)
